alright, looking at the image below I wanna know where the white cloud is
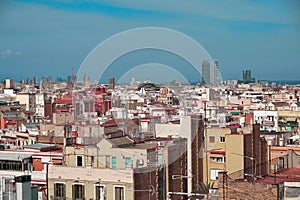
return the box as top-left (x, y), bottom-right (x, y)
top-left (1, 49), bottom-right (22, 58)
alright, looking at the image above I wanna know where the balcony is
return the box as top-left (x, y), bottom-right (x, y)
top-left (279, 121), bottom-right (298, 127)
top-left (262, 121), bottom-right (275, 126)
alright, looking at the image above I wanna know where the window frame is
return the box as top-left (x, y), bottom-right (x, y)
top-left (54, 182), bottom-right (66, 199)
top-left (113, 185), bottom-right (125, 200)
top-left (76, 155), bottom-right (83, 167)
top-left (209, 136), bottom-right (215, 143)
top-left (95, 184), bottom-right (106, 200)
top-left (125, 157), bottom-right (131, 168)
top-left (72, 183), bottom-right (85, 200)
top-left (220, 136), bottom-right (226, 143)
top-left (210, 169), bottom-right (222, 181)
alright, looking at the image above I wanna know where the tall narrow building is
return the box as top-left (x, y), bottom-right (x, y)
top-left (202, 60), bottom-right (221, 85)
top-left (71, 68), bottom-right (75, 87)
top-left (202, 60), bottom-right (211, 84)
top-left (211, 60), bottom-right (221, 85)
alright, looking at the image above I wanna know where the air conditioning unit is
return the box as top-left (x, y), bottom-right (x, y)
top-left (158, 141), bottom-right (165, 147)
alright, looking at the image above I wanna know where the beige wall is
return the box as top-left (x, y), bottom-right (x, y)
top-left (203, 128), bottom-right (244, 187)
top-left (202, 128), bottom-right (230, 188)
top-left (225, 134), bottom-right (244, 179)
top-left (48, 165), bottom-right (133, 200)
top-left (64, 140), bottom-right (148, 169)
top-left (53, 112), bottom-right (74, 125)
top-left (16, 94), bottom-right (30, 111)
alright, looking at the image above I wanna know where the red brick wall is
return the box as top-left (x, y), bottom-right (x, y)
top-left (168, 139), bottom-right (188, 200)
top-left (134, 166), bottom-right (158, 200)
top-left (245, 113), bottom-right (254, 125)
top-left (32, 158), bottom-right (44, 171)
top-left (244, 124), bottom-right (268, 177)
top-left (191, 117), bottom-right (204, 190)
top-left (253, 124), bottom-right (262, 176)
top-left (44, 100), bottom-right (53, 119)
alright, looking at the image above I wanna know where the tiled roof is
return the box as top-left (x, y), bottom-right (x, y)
top-left (109, 136), bottom-right (134, 147)
top-left (258, 168), bottom-right (300, 184)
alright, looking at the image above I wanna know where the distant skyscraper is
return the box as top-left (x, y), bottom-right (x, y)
top-left (202, 60), bottom-right (221, 85)
top-left (211, 60), bottom-right (221, 85)
top-left (242, 69), bottom-right (255, 83)
top-left (5, 79), bottom-right (14, 89)
top-left (202, 60), bottom-right (211, 84)
top-left (32, 75), bottom-right (37, 85)
top-left (71, 68), bottom-right (75, 87)
top-left (83, 74), bottom-right (90, 88)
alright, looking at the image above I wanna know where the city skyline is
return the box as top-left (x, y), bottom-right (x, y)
top-left (1, 0), bottom-right (300, 82)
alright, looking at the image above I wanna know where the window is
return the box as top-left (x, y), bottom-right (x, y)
top-left (112, 156), bottom-right (117, 169)
top-left (54, 183), bottom-right (66, 199)
top-left (158, 154), bottom-right (163, 165)
top-left (72, 184), bottom-right (85, 200)
top-left (210, 169), bottom-right (222, 180)
top-left (209, 136), bottom-right (215, 143)
top-left (220, 136), bottom-right (225, 143)
top-left (91, 156), bottom-right (94, 165)
top-left (278, 157), bottom-right (285, 170)
top-left (77, 155), bottom-right (83, 167)
top-left (210, 157), bottom-right (225, 163)
top-left (95, 185), bottom-right (106, 200)
top-left (125, 157), bottom-right (131, 168)
top-left (114, 186), bottom-right (124, 200)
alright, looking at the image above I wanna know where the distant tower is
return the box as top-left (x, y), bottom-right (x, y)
top-left (32, 75), bottom-right (37, 85)
top-left (202, 60), bottom-right (211, 84)
top-left (83, 74), bottom-right (90, 88)
top-left (242, 69), bottom-right (255, 83)
top-left (211, 60), bottom-right (221, 85)
top-left (202, 60), bottom-right (221, 85)
top-left (5, 79), bottom-right (14, 89)
top-left (109, 77), bottom-right (115, 89)
top-left (71, 68), bottom-right (75, 87)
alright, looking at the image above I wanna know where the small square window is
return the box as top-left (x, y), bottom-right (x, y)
top-left (220, 137), bottom-right (225, 143)
top-left (209, 136), bottom-right (215, 143)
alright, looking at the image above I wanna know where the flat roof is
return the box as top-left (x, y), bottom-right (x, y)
top-left (0, 151), bottom-right (32, 161)
top-left (23, 143), bottom-right (58, 149)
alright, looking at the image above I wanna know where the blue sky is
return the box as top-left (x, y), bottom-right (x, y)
top-left (0, 0), bottom-right (300, 82)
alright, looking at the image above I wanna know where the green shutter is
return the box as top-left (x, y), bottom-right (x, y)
top-left (112, 156), bottom-right (117, 169)
top-left (158, 154), bottom-right (163, 165)
top-left (125, 157), bottom-right (131, 167)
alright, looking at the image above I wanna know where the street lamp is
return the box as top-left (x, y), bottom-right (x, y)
top-left (171, 175), bottom-right (193, 180)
